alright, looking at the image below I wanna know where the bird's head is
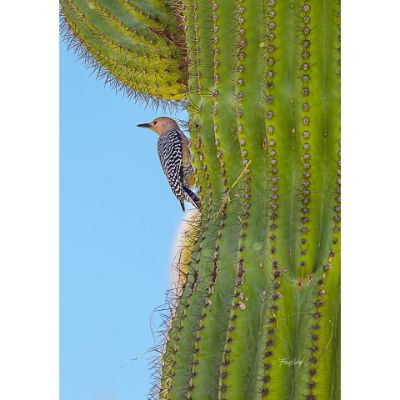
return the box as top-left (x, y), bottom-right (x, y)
top-left (137, 116), bottom-right (179, 135)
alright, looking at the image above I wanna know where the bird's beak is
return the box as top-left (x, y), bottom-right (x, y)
top-left (137, 123), bottom-right (152, 128)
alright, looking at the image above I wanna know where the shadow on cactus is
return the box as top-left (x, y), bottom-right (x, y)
top-left (61, 1), bottom-right (340, 399)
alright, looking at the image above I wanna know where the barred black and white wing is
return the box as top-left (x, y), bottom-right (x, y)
top-left (157, 129), bottom-right (186, 210)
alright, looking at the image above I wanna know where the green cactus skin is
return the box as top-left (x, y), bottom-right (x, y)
top-left (158, 1), bottom-right (341, 399)
top-left (60, 0), bottom-right (188, 102)
top-left (61, 0), bottom-right (340, 398)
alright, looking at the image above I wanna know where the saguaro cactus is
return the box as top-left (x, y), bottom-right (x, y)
top-left (61, 1), bottom-right (340, 399)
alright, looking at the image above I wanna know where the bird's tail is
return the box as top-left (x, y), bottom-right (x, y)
top-left (183, 186), bottom-right (201, 212)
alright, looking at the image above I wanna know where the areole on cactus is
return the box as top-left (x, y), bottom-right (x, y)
top-left (61, 0), bottom-right (340, 399)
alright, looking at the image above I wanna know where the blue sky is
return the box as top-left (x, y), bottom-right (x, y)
top-left (60, 42), bottom-right (187, 400)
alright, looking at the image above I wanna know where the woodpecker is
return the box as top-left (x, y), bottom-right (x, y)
top-left (137, 117), bottom-right (201, 212)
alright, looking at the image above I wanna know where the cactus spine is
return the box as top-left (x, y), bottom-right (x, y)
top-left (61, 1), bottom-right (340, 398)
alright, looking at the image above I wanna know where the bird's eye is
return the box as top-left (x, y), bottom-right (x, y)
top-left (153, 120), bottom-right (157, 126)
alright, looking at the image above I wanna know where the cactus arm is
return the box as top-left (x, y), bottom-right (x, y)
top-left (61, 0), bottom-right (180, 95)
top-left (108, 0), bottom-right (176, 34)
top-left (79, 0), bottom-right (172, 51)
top-left (60, 0), bottom-right (187, 101)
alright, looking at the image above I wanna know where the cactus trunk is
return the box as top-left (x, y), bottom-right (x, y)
top-left (159, 1), bottom-right (340, 399)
